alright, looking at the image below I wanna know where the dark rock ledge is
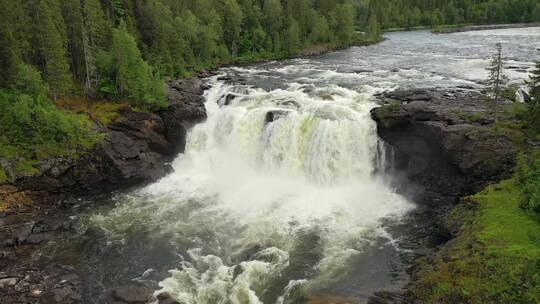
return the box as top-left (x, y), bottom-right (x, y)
top-left (372, 88), bottom-right (517, 206)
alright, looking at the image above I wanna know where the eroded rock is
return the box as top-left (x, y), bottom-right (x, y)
top-left (372, 88), bottom-right (518, 204)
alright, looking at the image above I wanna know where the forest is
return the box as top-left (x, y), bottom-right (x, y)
top-left (0, 0), bottom-right (539, 171)
top-left (367, 0), bottom-right (540, 30)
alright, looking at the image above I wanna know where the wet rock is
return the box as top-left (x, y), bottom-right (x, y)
top-left (368, 291), bottom-right (402, 304)
top-left (52, 286), bottom-right (80, 302)
top-left (29, 284), bottom-right (45, 298)
top-left (32, 219), bottom-right (64, 234)
top-left (265, 110), bottom-right (290, 124)
top-left (26, 232), bottom-right (52, 244)
top-left (0, 277), bottom-right (18, 288)
top-left (219, 93), bottom-right (239, 106)
top-left (13, 222), bottom-right (35, 244)
top-left (157, 292), bottom-right (180, 304)
top-left (111, 283), bottom-right (154, 303)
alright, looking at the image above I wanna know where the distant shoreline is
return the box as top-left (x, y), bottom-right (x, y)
top-left (382, 22), bottom-right (540, 34)
top-left (434, 22), bottom-right (540, 33)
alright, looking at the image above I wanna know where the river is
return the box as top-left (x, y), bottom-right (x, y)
top-left (52, 28), bottom-right (540, 304)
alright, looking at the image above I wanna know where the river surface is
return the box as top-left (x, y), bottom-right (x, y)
top-left (52, 28), bottom-right (540, 304)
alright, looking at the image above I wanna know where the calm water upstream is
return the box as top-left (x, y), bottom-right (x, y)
top-left (52, 28), bottom-right (540, 303)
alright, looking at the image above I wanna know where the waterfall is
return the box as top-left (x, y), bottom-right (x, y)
top-left (134, 75), bottom-right (414, 303)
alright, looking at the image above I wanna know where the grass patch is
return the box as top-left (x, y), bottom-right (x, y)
top-left (0, 168), bottom-right (7, 183)
top-left (56, 97), bottom-right (128, 125)
top-left (453, 110), bottom-right (487, 123)
top-left (409, 179), bottom-right (540, 303)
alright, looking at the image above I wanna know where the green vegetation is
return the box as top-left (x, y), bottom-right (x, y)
top-left (366, 0), bottom-right (540, 30)
top-left (516, 153), bottom-right (540, 216)
top-left (0, 64), bottom-right (102, 179)
top-left (409, 179), bottom-right (540, 303)
top-left (527, 52), bottom-right (540, 133)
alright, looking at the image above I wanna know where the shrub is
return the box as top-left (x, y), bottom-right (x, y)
top-left (516, 153), bottom-right (540, 216)
top-left (0, 64), bottom-right (101, 164)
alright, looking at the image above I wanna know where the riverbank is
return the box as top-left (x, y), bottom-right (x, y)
top-left (382, 22), bottom-right (540, 34)
top-left (372, 88), bottom-right (540, 303)
top-left (433, 22), bottom-right (540, 33)
top-left (0, 75), bottom-right (211, 304)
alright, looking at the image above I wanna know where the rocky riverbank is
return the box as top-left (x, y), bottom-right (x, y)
top-left (371, 88), bottom-right (537, 303)
top-left (0, 75), bottom-right (210, 304)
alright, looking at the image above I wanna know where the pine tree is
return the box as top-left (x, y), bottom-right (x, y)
top-left (286, 20), bottom-right (301, 55)
top-left (366, 14), bottom-right (381, 42)
top-left (527, 52), bottom-right (540, 130)
top-left (0, 0), bottom-right (20, 87)
top-left (36, 0), bottom-right (73, 99)
top-left (222, 0), bottom-right (243, 57)
top-left (62, 0), bottom-right (85, 81)
top-left (111, 22), bottom-right (165, 110)
top-left (487, 43), bottom-right (508, 123)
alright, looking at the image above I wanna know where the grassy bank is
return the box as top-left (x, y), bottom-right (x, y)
top-left (408, 177), bottom-right (540, 303)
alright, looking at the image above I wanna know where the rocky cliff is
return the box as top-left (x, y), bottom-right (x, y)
top-left (3, 77), bottom-right (208, 195)
top-left (371, 88), bottom-right (518, 207)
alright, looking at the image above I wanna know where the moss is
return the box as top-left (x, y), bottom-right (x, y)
top-left (13, 159), bottom-right (39, 176)
top-left (409, 179), bottom-right (540, 303)
top-left (0, 168), bottom-right (7, 183)
top-left (56, 97), bottom-right (127, 125)
top-left (90, 102), bottom-right (128, 125)
top-left (453, 110), bottom-right (486, 123)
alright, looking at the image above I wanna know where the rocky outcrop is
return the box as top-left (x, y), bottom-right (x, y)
top-left (7, 76), bottom-right (208, 194)
top-left (0, 76), bottom-right (209, 303)
top-left (371, 89), bottom-right (518, 206)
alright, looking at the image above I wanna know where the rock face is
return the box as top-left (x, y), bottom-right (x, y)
top-left (371, 89), bottom-right (518, 205)
top-left (9, 76), bottom-right (208, 194)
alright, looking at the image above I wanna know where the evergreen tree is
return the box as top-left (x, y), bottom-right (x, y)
top-left (62, 0), bottom-right (85, 81)
top-left (36, 0), bottom-right (73, 99)
top-left (286, 20), bottom-right (301, 55)
top-left (527, 53), bottom-right (540, 130)
top-left (366, 14), bottom-right (381, 42)
top-left (0, 0), bottom-right (21, 87)
top-left (486, 43), bottom-right (508, 123)
top-left (222, 0), bottom-right (244, 57)
top-left (111, 22), bottom-right (166, 110)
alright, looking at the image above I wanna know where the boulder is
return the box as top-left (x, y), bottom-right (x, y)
top-left (265, 110), bottom-right (290, 124)
top-left (111, 283), bottom-right (154, 303)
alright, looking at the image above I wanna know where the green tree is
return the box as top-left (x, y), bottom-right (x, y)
top-left (366, 14), bottom-right (381, 42)
top-left (0, 0), bottom-right (20, 87)
top-left (486, 43), bottom-right (508, 123)
top-left (222, 0), bottom-right (244, 56)
top-left (334, 4), bottom-right (355, 46)
top-left (286, 20), bottom-right (301, 55)
top-left (36, 0), bottom-right (73, 99)
top-left (111, 22), bottom-right (166, 110)
top-left (527, 52), bottom-right (540, 131)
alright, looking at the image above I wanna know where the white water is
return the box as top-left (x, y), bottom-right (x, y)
top-left (84, 28), bottom-right (539, 303)
top-left (136, 78), bottom-right (413, 303)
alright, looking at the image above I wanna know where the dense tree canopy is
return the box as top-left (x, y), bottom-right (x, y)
top-left (364, 0), bottom-right (540, 30)
top-left (0, 0), bottom-right (363, 108)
